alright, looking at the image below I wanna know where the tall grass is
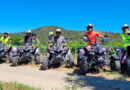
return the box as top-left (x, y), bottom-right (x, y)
top-left (0, 81), bottom-right (40, 90)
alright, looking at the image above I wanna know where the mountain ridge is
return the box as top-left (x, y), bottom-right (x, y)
top-left (8, 26), bottom-right (120, 44)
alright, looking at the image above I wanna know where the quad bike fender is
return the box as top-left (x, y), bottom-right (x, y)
top-left (111, 55), bottom-right (120, 60)
top-left (66, 49), bottom-right (71, 55)
top-left (35, 48), bottom-right (40, 56)
top-left (78, 51), bottom-right (85, 59)
top-left (77, 47), bottom-right (84, 53)
top-left (63, 47), bottom-right (69, 54)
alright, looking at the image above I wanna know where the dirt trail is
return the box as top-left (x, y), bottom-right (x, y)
top-left (0, 64), bottom-right (130, 90)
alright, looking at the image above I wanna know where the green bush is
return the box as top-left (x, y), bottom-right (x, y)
top-left (11, 35), bottom-right (20, 45)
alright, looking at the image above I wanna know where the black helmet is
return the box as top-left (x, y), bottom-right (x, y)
top-left (86, 24), bottom-right (93, 30)
top-left (4, 32), bottom-right (9, 35)
top-left (122, 24), bottom-right (129, 30)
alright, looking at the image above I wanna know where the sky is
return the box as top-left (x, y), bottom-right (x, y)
top-left (0, 0), bottom-right (130, 33)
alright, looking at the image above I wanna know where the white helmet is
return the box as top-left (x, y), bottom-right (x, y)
top-left (56, 28), bottom-right (62, 32)
top-left (26, 30), bottom-right (32, 34)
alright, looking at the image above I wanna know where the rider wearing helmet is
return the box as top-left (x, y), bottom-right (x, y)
top-left (78, 24), bottom-right (107, 64)
top-left (54, 28), bottom-right (71, 58)
top-left (120, 24), bottom-right (130, 47)
top-left (113, 24), bottom-right (130, 63)
top-left (32, 32), bottom-right (40, 46)
top-left (48, 32), bottom-right (54, 47)
top-left (54, 28), bottom-right (66, 45)
top-left (0, 32), bottom-right (11, 46)
top-left (46, 29), bottom-right (69, 57)
top-left (84, 24), bottom-right (106, 45)
top-left (83, 24), bottom-right (107, 51)
top-left (49, 32), bottom-right (54, 39)
top-left (20, 30), bottom-right (40, 46)
top-left (46, 32), bottom-right (55, 57)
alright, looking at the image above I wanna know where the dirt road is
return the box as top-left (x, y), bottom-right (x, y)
top-left (0, 64), bottom-right (130, 90)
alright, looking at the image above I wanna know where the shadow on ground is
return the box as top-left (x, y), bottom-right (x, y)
top-left (65, 72), bottom-right (130, 90)
top-left (10, 60), bottom-right (33, 67)
top-left (0, 59), bottom-right (6, 64)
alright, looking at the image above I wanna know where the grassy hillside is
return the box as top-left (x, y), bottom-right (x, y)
top-left (10, 26), bottom-right (121, 43)
top-left (10, 26), bottom-right (84, 43)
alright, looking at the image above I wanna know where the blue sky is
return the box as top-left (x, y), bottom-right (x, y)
top-left (0, 0), bottom-right (130, 33)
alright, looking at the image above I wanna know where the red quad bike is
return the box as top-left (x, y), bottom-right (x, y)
top-left (77, 35), bottom-right (110, 75)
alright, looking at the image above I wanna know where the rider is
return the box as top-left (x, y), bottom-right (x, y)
top-left (83, 24), bottom-right (107, 51)
top-left (54, 29), bottom-right (71, 59)
top-left (120, 24), bottom-right (130, 47)
top-left (83, 24), bottom-right (106, 45)
top-left (0, 32), bottom-right (11, 46)
top-left (48, 32), bottom-right (54, 47)
top-left (20, 30), bottom-right (40, 46)
top-left (79, 24), bottom-right (107, 63)
top-left (46, 32), bottom-right (55, 57)
top-left (54, 29), bottom-right (66, 46)
top-left (120, 24), bottom-right (130, 58)
top-left (46, 29), bottom-right (70, 58)
top-left (32, 32), bottom-right (40, 47)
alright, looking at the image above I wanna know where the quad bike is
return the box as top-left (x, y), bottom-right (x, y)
top-left (77, 35), bottom-right (110, 75)
top-left (10, 42), bottom-right (40, 66)
top-left (110, 33), bottom-right (130, 76)
top-left (42, 42), bottom-right (74, 70)
top-left (0, 43), bottom-right (12, 62)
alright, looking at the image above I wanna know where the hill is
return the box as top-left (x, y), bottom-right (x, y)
top-left (10, 26), bottom-right (121, 44)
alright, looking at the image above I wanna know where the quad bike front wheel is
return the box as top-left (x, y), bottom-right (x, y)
top-left (35, 55), bottom-right (41, 64)
top-left (80, 60), bottom-right (88, 75)
top-left (9, 53), bottom-right (13, 63)
top-left (126, 58), bottom-right (130, 76)
top-left (68, 54), bottom-right (74, 68)
top-left (42, 56), bottom-right (48, 70)
top-left (11, 56), bottom-right (19, 66)
top-left (77, 55), bottom-right (80, 67)
top-left (110, 59), bottom-right (121, 71)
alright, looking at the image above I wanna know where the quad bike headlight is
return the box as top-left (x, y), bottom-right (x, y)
top-left (104, 52), bottom-right (107, 55)
top-left (90, 52), bottom-right (94, 55)
top-left (50, 51), bottom-right (54, 54)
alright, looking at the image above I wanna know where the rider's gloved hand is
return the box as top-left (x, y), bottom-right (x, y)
top-left (33, 41), bottom-right (36, 44)
top-left (48, 35), bottom-right (51, 39)
top-left (63, 45), bottom-right (66, 47)
top-left (83, 38), bottom-right (88, 42)
top-left (103, 38), bottom-right (108, 42)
